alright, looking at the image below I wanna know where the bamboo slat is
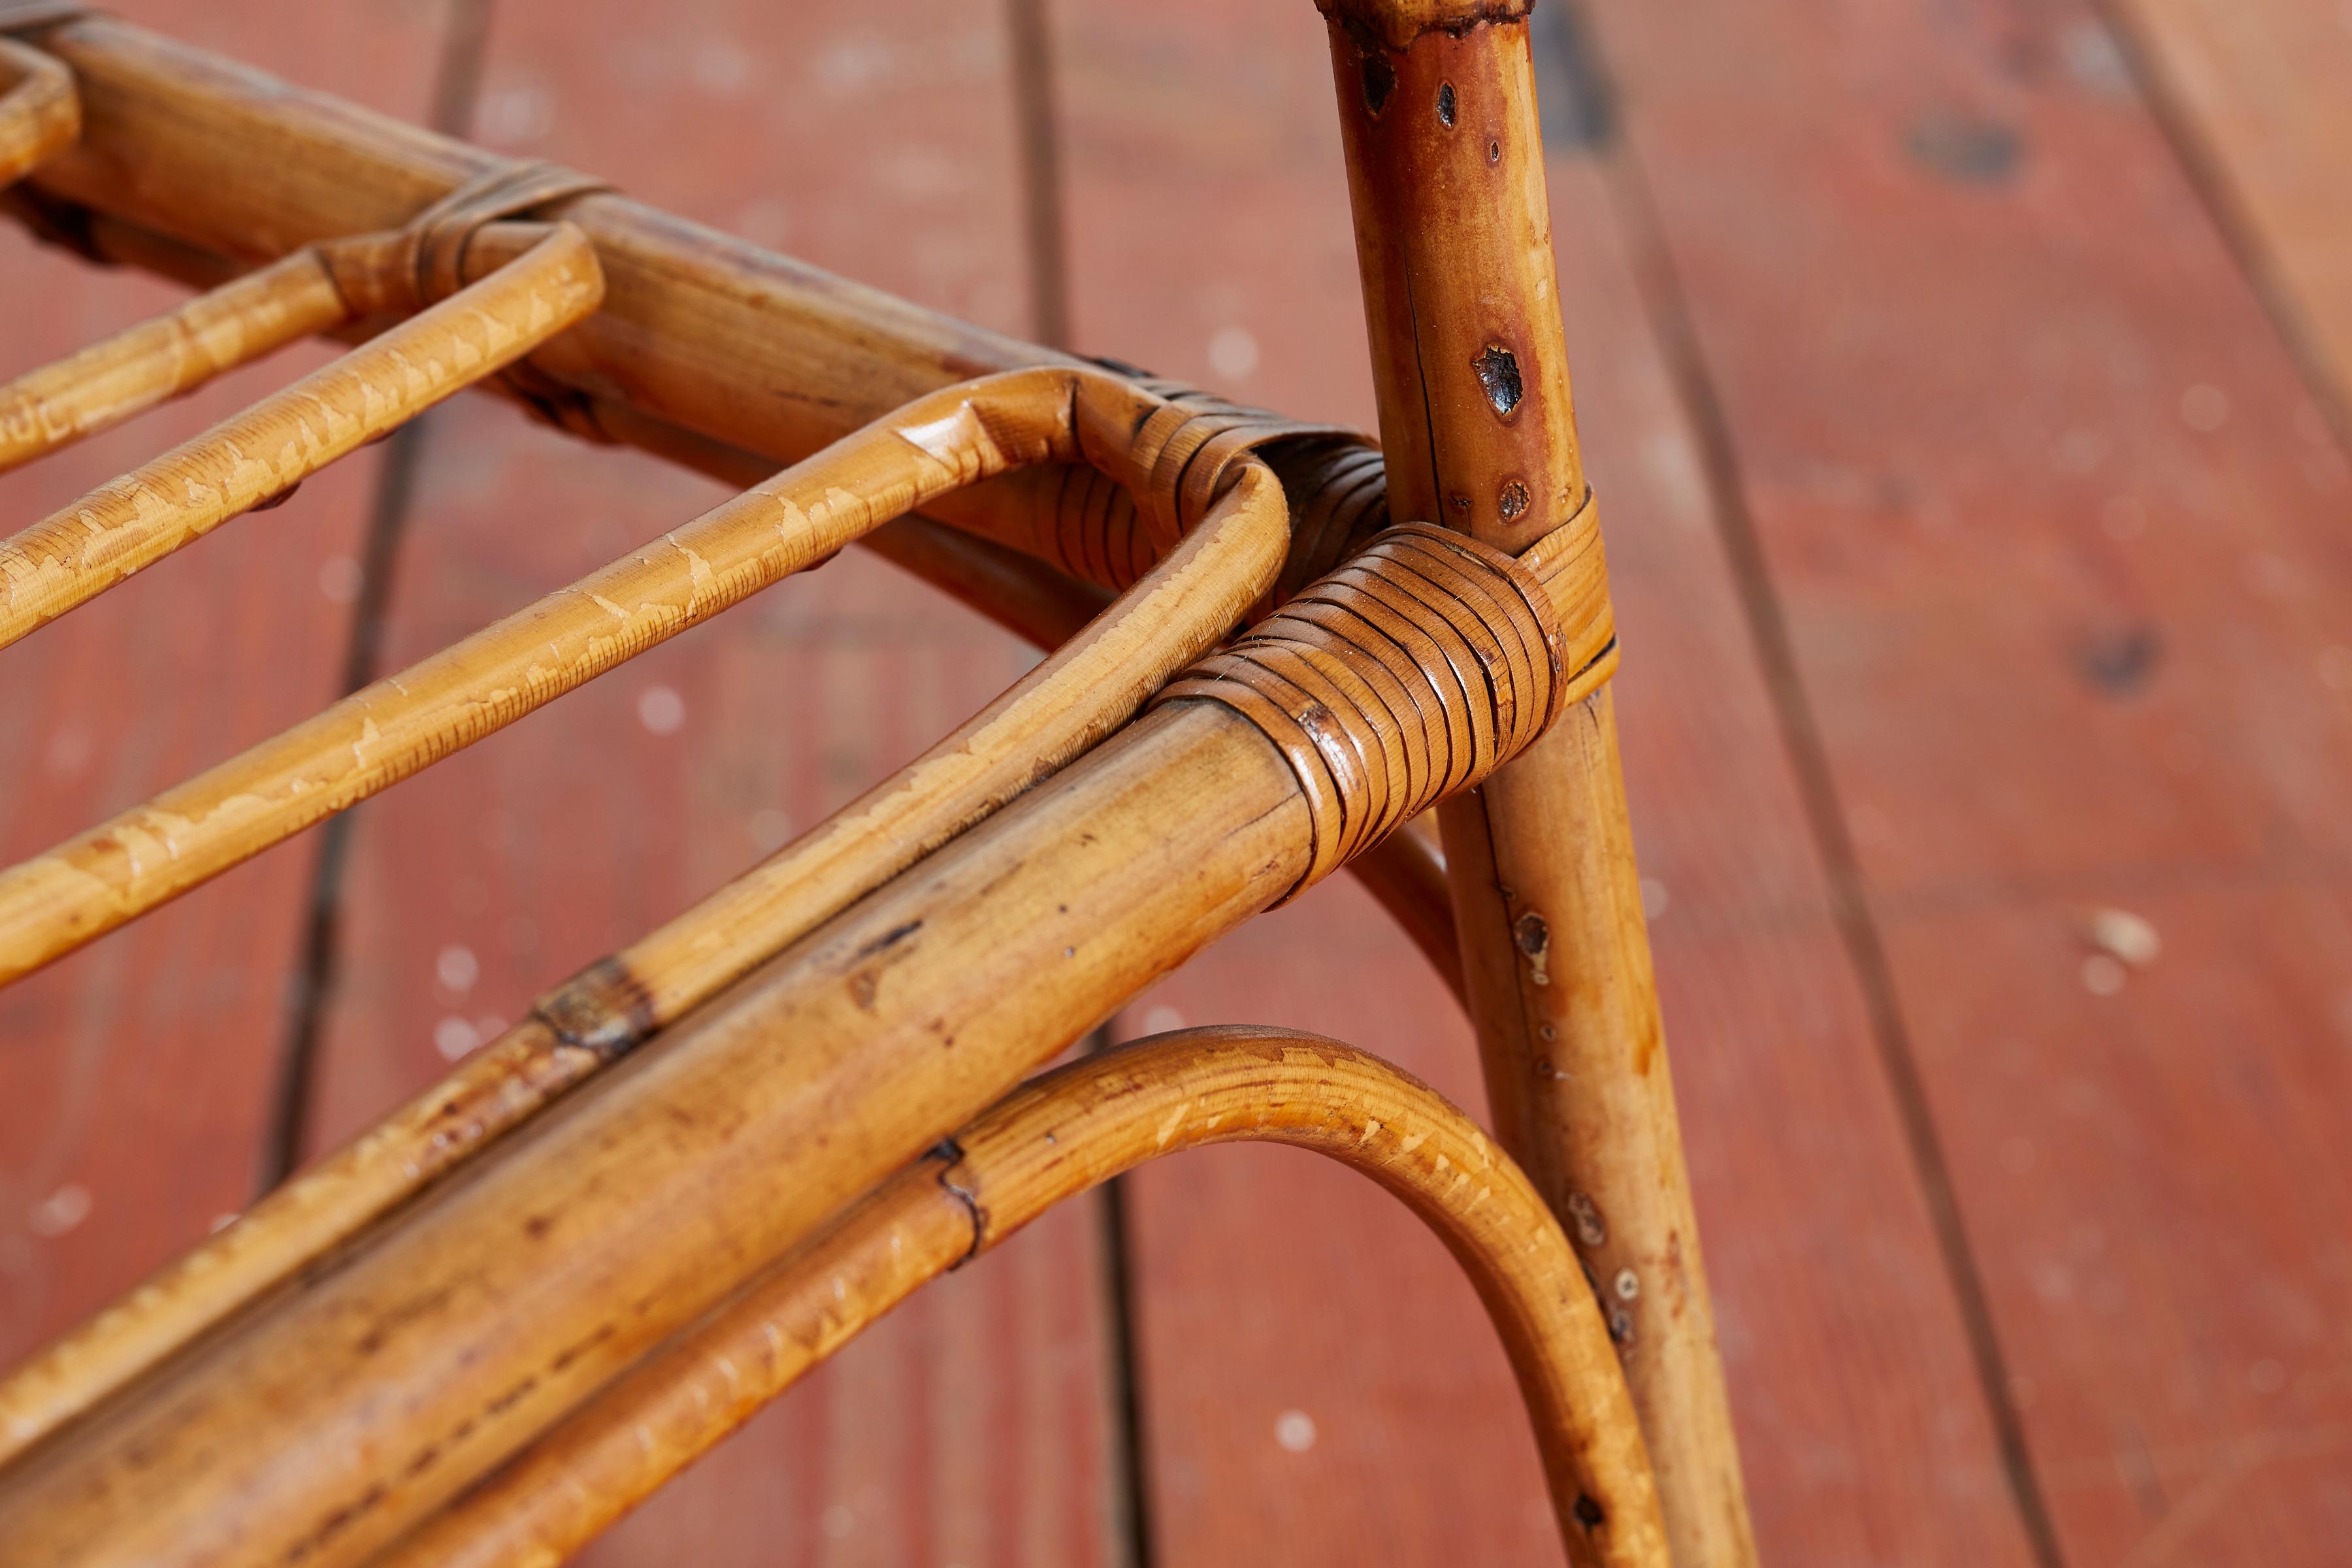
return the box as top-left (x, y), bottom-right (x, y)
top-left (0, 366), bottom-right (1203, 988)
top-left (370, 1030), bottom-right (1667, 1568)
top-left (1315, 4), bottom-right (1757, 1561)
top-left (0, 221), bottom-right (601, 648)
top-left (0, 367), bottom-right (1287, 1458)
top-left (0, 524), bottom-right (1572, 1568)
top-left (0, 35), bottom-right (73, 189)
top-left (0, 246), bottom-right (350, 474)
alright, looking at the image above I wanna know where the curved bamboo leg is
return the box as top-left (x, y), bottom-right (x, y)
top-left (368, 1028), bottom-right (1667, 1568)
top-left (0, 246), bottom-right (352, 473)
top-left (0, 220), bottom-right (602, 649)
top-left (0, 373), bottom-right (1286, 1460)
top-left (0, 37), bottom-right (74, 189)
top-left (1317, 4), bottom-right (1756, 1561)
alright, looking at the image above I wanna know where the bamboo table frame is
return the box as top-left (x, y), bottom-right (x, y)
top-left (0, 3), bottom-right (1756, 1564)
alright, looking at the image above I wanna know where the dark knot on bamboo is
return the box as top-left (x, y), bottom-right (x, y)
top-left (1155, 521), bottom-right (1567, 898)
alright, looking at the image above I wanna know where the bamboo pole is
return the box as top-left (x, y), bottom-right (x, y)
top-left (0, 521), bottom-right (1582, 1568)
top-left (0, 35), bottom-right (73, 188)
top-left (0, 246), bottom-right (351, 473)
top-left (1315, 3), bottom-right (1756, 1562)
top-left (370, 1029), bottom-right (1667, 1568)
top-left (0, 221), bottom-right (600, 647)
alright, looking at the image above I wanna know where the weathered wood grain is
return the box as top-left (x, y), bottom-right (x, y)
top-left (1589, 0), bottom-right (2352, 1559)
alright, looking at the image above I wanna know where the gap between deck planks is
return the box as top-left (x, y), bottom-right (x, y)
top-left (2098, 0), bottom-right (2352, 447)
top-left (1587, 0), bottom-right (2352, 1563)
top-left (1055, 2), bottom-right (2042, 1563)
top-left (0, 0), bottom-right (448, 1394)
top-left (295, 3), bottom-right (1124, 1564)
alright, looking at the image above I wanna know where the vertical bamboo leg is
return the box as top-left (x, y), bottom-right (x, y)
top-left (1317, 5), bottom-right (1756, 1561)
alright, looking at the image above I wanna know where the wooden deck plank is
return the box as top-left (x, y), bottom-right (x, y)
top-left (0, 0), bottom-right (450, 1377)
top-left (1054, 4), bottom-right (2039, 1563)
top-left (2108, 0), bottom-right (2352, 429)
top-left (299, 4), bottom-right (1120, 1563)
top-left (1585, 1), bottom-right (2352, 1561)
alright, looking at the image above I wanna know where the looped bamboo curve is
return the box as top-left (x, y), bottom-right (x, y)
top-left (367, 1028), bottom-right (1669, 1568)
top-left (0, 365), bottom-right (1292, 1459)
top-left (0, 244), bottom-right (353, 474)
top-left (0, 35), bottom-right (74, 189)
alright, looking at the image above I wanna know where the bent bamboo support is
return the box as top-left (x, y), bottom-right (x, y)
top-left (370, 1028), bottom-right (1668, 1568)
top-left (0, 246), bottom-right (352, 473)
top-left (0, 367), bottom-right (1290, 1458)
top-left (0, 521), bottom-right (1602, 1568)
top-left (0, 365), bottom-right (1252, 990)
top-left (0, 35), bottom-right (73, 188)
top-left (0, 221), bottom-right (600, 647)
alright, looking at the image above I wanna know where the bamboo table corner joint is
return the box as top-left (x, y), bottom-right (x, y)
top-left (0, 2), bottom-right (1756, 1565)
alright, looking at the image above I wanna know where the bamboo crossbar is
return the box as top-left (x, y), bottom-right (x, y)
top-left (369, 1030), bottom-right (1668, 1568)
top-left (0, 221), bottom-right (600, 647)
top-left (0, 246), bottom-right (346, 474)
top-left (0, 3), bottom-right (1759, 1561)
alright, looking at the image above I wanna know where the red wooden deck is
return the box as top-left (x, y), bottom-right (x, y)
top-left (5, 2), bottom-right (2350, 1563)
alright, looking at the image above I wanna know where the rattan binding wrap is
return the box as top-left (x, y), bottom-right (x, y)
top-left (378, 163), bottom-right (616, 438)
top-left (1043, 367), bottom-right (1390, 598)
top-left (1157, 521), bottom-right (1566, 898)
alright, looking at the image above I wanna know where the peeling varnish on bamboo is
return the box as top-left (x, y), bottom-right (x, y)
top-left (0, 224), bottom-right (603, 647)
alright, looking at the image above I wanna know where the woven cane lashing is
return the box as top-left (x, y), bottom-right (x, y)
top-left (1156, 521), bottom-right (1567, 898)
top-left (1049, 370), bottom-right (1385, 595)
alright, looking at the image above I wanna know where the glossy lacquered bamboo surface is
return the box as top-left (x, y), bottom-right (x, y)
top-left (0, 369), bottom-right (1290, 1463)
top-left (0, 221), bottom-right (600, 648)
top-left (370, 1030), bottom-right (1667, 1568)
top-left (0, 700), bottom-right (1313, 1568)
top-left (0, 511), bottom-right (1575, 1565)
top-left (1319, 8), bottom-right (1755, 1560)
top-left (0, 246), bottom-right (350, 474)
